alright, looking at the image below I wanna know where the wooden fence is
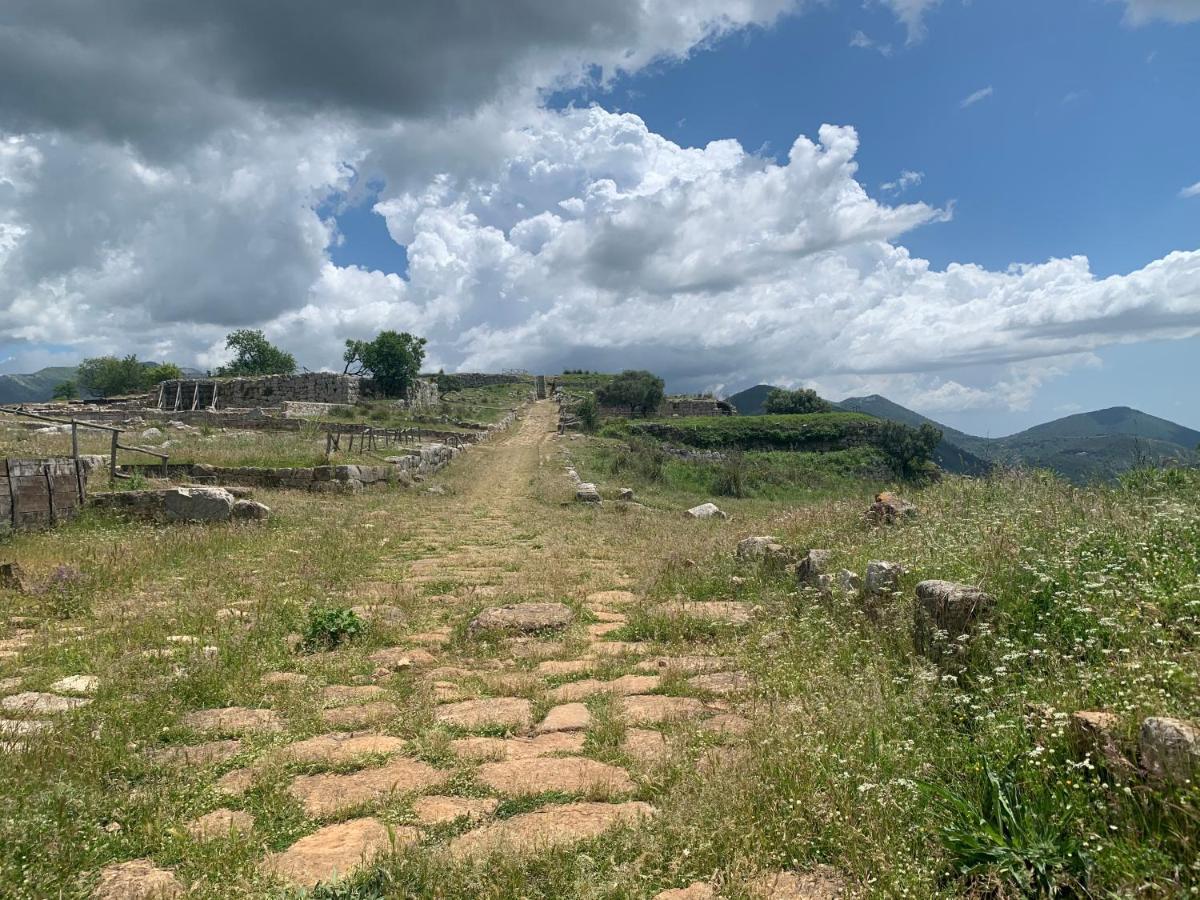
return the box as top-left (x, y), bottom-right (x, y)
top-left (1, 458), bottom-right (88, 531)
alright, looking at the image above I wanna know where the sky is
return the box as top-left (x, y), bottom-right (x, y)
top-left (1, 0), bottom-right (1198, 437)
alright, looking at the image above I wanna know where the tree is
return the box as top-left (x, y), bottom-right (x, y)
top-left (51, 379), bottom-right (78, 401)
top-left (877, 421), bottom-right (942, 477)
top-left (144, 363), bottom-right (184, 385)
top-left (596, 370), bottom-right (665, 417)
top-left (763, 387), bottom-right (832, 415)
top-left (343, 331), bottom-right (427, 398)
top-left (576, 396), bottom-right (599, 432)
top-left (77, 355), bottom-right (150, 398)
top-left (216, 329), bottom-right (296, 377)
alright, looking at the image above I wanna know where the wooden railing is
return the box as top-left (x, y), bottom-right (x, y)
top-left (1, 407), bottom-right (169, 480)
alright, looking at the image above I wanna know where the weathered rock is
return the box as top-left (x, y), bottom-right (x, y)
top-left (636, 656), bottom-right (735, 675)
top-left (0, 562), bottom-right (32, 593)
top-left (747, 866), bottom-right (848, 898)
top-left (700, 713), bottom-right (754, 737)
top-left (469, 603), bottom-right (574, 635)
top-left (182, 707), bottom-right (282, 736)
top-left (913, 580), bottom-right (995, 664)
top-left (688, 672), bottom-right (752, 695)
top-left (278, 732), bottom-right (407, 766)
top-left (1139, 716), bottom-right (1200, 782)
top-left (654, 884), bottom-right (716, 900)
top-left (548, 674), bottom-right (660, 703)
top-left (351, 605), bottom-right (406, 626)
top-left (368, 647), bottom-right (422, 671)
top-left (621, 695), bottom-right (707, 725)
top-left (864, 561), bottom-right (903, 596)
top-left (866, 491), bottom-right (917, 525)
top-left (230, 499), bottom-right (271, 521)
top-left (537, 659), bottom-right (593, 677)
top-left (319, 701), bottom-right (400, 729)
top-left (1068, 711), bottom-right (1133, 774)
top-left (264, 817), bottom-right (414, 889)
top-left (585, 590), bottom-right (639, 606)
top-left (260, 671), bottom-right (309, 688)
top-left (617, 488), bottom-right (636, 501)
top-left (448, 801), bottom-right (654, 858)
top-left (836, 569), bottom-right (862, 595)
top-left (321, 684), bottom-right (386, 707)
top-left (622, 728), bottom-right (670, 766)
top-left (185, 808), bottom-right (254, 841)
top-left (1, 691), bottom-right (91, 714)
top-left (214, 768), bottom-right (256, 797)
top-left (795, 550), bottom-right (833, 587)
top-left (659, 601), bottom-right (758, 626)
top-left (450, 731), bottom-right (585, 761)
top-left (536, 703), bottom-right (592, 733)
top-left (412, 795), bottom-right (499, 826)
top-left (150, 739), bottom-right (242, 767)
top-left (736, 536), bottom-right (792, 567)
top-left (685, 503), bottom-right (726, 520)
top-left (92, 859), bottom-right (184, 899)
top-left (164, 487), bottom-right (236, 523)
top-left (476, 757), bottom-right (634, 796)
top-left (289, 757), bottom-right (449, 817)
top-left (435, 697), bottom-right (532, 730)
top-left (575, 483), bottom-right (602, 503)
top-left (50, 674), bottom-right (101, 695)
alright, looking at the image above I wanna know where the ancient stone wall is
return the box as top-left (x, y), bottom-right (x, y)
top-left (597, 396), bottom-right (735, 419)
top-left (439, 373), bottom-right (528, 390)
top-left (1, 458), bottom-right (88, 532)
top-left (152, 374), bottom-right (441, 412)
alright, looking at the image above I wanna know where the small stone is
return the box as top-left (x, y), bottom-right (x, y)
top-left (351, 605), bottom-right (406, 626)
top-left (435, 697), bottom-right (531, 731)
top-left (654, 884), bottom-right (716, 900)
top-left (321, 685), bottom-right (386, 707)
top-left (215, 768), bottom-right (256, 797)
top-left (103, 821), bottom-right (123, 834)
top-left (231, 499), bottom-right (271, 521)
top-left (864, 560), bottom-right (903, 596)
top-left (866, 491), bottom-right (916, 525)
top-left (736, 536), bottom-right (792, 567)
top-left (93, 859), bottom-right (184, 899)
top-left (1069, 711), bottom-right (1133, 774)
top-left (469, 603), bottom-right (575, 635)
top-left (368, 647), bottom-right (421, 671)
top-left (50, 675), bottom-right (100, 697)
top-left (585, 590), bottom-right (638, 606)
top-left (1, 691), bottom-right (91, 714)
top-left (289, 757), bottom-right (449, 817)
top-left (182, 707), bottom-right (282, 736)
top-left (185, 808), bottom-right (254, 841)
top-left (0, 562), bottom-right (32, 593)
top-left (150, 739), bottom-right (242, 767)
top-left (260, 672), bottom-right (309, 687)
top-left (685, 503), bottom-right (726, 520)
top-left (536, 703), bottom-right (592, 733)
top-left (537, 659), bottom-right (593, 676)
top-left (836, 569), bottom-right (862, 595)
top-left (795, 550), bottom-right (832, 586)
top-left (448, 801), bottom-right (654, 858)
top-left (319, 701), bottom-right (400, 729)
top-left (687, 672), bottom-right (752, 696)
top-left (1139, 716), bottom-right (1200, 782)
top-left (278, 732), bottom-right (407, 765)
top-left (450, 732), bottom-right (584, 761)
top-left (617, 488), bottom-right (635, 501)
top-left (411, 795), bottom-right (499, 826)
top-left (913, 580), bottom-right (995, 664)
top-left (549, 674), bottom-right (661, 703)
top-left (264, 817), bottom-right (415, 889)
top-left (621, 695), bottom-right (706, 725)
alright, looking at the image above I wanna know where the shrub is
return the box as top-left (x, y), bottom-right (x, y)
top-left (302, 606), bottom-right (366, 651)
top-left (711, 450), bottom-right (748, 497)
top-left (577, 396), bottom-right (599, 432)
top-left (607, 438), bottom-right (667, 482)
top-left (51, 380), bottom-right (77, 401)
top-left (877, 421), bottom-right (942, 477)
top-left (596, 370), bottom-right (665, 417)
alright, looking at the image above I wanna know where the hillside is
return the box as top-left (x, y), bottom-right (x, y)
top-left (1013, 406), bottom-right (1200, 449)
top-left (726, 383), bottom-right (774, 415)
top-left (0, 367), bottom-right (78, 404)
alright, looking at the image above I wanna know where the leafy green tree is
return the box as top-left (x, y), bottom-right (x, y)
top-left (576, 396), bottom-right (599, 432)
top-left (877, 421), bottom-right (942, 477)
top-left (763, 387), bottom-right (832, 414)
top-left (76, 355), bottom-right (150, 397)
top-left (596, 370), bottom-right (665, 417)
top-left (51, 379), bottom-right (78, 401)
top-left (343, 331), bottom-right (427, 398)
top-left (216, 329), bottom-right (296, 377)
top-left (143, 363), bottom-right (184, 385)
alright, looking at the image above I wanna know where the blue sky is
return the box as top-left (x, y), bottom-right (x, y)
top-left (3, 0), bottom-right (1199, 437)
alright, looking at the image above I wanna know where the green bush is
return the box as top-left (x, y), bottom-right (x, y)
top-left (606, 438), bottom-right (667, 482)
top-left (711, 450), bottom-right (747, 497)
top-left (763, 387), bottom-right (832, 414)
top-left (596, 369), bottom-right (665, 417)
top-left (302, 606), bottom-right (366, 652)
top-left (577, 396), bottom-right (599, 432)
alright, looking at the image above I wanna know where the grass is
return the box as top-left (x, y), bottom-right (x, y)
top-left (1, 401), bottom-right (1198, 897)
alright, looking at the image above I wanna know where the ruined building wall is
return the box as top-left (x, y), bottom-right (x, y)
top-left (152, 374), bottom-right (440, 411)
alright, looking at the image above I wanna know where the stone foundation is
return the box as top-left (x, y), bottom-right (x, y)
top-left (151, 374), bottom-right (440, 412)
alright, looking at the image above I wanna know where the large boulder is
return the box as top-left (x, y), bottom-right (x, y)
top-left (795, 550), bottom-right (833, 587)
top-left (685, 503), bottom-right (726, 520)
top-left (913, 580), bottom-right (995, 664)
top-left (736, 536), bottom-right (782, 561)
top-left (866, 492), bottom-right (916, 525)
top-left (164, 487), bottom-right (236, 523)
top-left (1139, 716), bottom-right (1200, 782)
top-left (575, 483), bottom-right (602, 503)
top-left (469, 603), bottom-right (575, 635)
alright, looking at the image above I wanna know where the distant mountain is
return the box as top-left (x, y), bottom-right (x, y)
top-left (726, 384), bottom-right (775, 415)
top-left (0, 366), bottom-right (79, 405)
top-left (0, 364), bottom-right (205, 405)
top-left (731, 384), bottom-right (1199, 482)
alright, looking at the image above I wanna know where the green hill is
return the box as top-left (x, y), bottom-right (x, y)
top-left (1011, 406), bottom-right (1200, 448)
top-left (0, 366), bottom-right (79, 404)
top-left (726, 384), bottom-right (775, 415)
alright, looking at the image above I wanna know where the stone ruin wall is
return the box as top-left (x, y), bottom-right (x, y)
top-left (597, 396), bottom-right (736, 419)
top-left (151, 373), bottom-right (440, 412)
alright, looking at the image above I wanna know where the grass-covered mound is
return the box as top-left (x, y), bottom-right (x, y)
top-left (616, 412), bottom-right (878, 451)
